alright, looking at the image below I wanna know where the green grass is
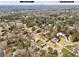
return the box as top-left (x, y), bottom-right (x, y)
top-left (65, 45), bottom-right (75, 50)
top-left (62, 45), bottom-right (75, 57)
top-left (48, 47), bottom-right (53, 52)
top-left (36, 40), bottom-right (43, 47)
top-left (62, 48), bottom-right (73, 57)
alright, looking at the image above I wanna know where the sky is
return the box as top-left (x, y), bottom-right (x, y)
top-left (0, 1), bottom-right (79, 5)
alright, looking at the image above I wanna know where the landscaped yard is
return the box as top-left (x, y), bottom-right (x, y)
top-left (62, 45), bottom-right (75, 57)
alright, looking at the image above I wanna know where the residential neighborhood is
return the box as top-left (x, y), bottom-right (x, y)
top-left (0, 5), bottom-right (79, 57)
